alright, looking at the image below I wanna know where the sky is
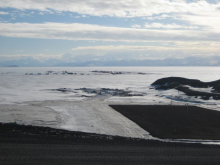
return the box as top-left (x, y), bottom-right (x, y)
top-left (0, 0), bottom-right (220, 62)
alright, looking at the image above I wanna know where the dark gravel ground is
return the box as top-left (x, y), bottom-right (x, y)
top-left (1, 123), bottom-right (220, 165)
top-left (110, 105), bottom-right (220, 140)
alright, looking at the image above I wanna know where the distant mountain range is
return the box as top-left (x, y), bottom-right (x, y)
top-left (1, 56), bottom-right (220, 67)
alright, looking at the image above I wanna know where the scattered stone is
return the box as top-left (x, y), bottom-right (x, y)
top-left (91, 70), bottom-right (148, 75)
top-left (50, 87), bottom-right (146, 97)
top-left (76, 88), bottom-right (145, 97)
top-left (51, 88), bottom-right (76, 93)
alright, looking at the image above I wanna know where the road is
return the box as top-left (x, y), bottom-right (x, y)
top-left (1, 138), bottom-right (220, 165)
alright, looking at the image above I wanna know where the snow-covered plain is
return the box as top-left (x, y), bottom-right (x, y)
top-left (0, 67), bottom-right (220, 142)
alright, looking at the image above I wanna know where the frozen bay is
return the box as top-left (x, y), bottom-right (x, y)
top-left (0, 67), bottom-right (220, 141)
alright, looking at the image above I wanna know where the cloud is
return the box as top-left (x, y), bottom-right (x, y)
top-left (72, 45), bottom-right (175, 51)
top-left (0, 11), bottom-right (9, 15)
top-left (131, 24), bottom-right (142, 28)
top-left (0, 0), bottom-right (219, 18)
top-left (72, 44), bottom-right (220, 52)
top-left (0, 22), bottom-right (219, 42)
top-left (0, 0), bottom-right (219, 62)
top-left (70, 44), bottom-right (220, 59)
top-left (0, 54), bottom-right (62, 62)
top-left (1, 1), bottom-right (219, 34)
top-left (144, 23), bottom-right (198, 29)
top-left (180, 14), bottom-right (220, 32)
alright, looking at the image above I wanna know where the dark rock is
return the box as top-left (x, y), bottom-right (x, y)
top-left (76, 88), bottom-right (145, 97)
top-left (152, 77), bottom-right (220, 89)
top-left (212, 84), bottom-right (220, 93)
top-left (91, 70), bottom-right (148, 75)
top-left (151, 77), bottom-right (220, 100)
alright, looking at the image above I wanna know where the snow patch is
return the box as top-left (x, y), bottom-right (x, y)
top-left (47, 98), bottom-right (153, 139)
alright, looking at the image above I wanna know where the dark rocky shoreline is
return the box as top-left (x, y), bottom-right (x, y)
top-left (151, 77), bottom-right (220, 100)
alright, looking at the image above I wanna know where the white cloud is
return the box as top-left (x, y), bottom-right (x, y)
top-left (0, 0), bottom-right (219, 34)
top-left (1, 0), bottom-right (219, 60)
top-left (72, 44), bottom-right (220, 52)
top-left (145, 14), bottom-right (175, 20)
top-left (131, 24), bottom-right (141, 28)
top-left (180, 14), bottom-right (220, 32)
top-left (72, 45), bottom-right (179, 51)
top-left (0, 22), bottom-right (219, 42)
top-left (39, 12), bottom-right (45, 15)
top-left (0, 11), bottom-right (9, 15)
top-left (0, 0), bottom-right (219, 18)
top-left (72, 45), bottom-right (155, 51)
top-left (144, 23), bottom-right (198, 29)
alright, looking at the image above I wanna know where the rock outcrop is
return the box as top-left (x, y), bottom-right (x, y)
top-left (151, 77), bottom-right (220, 100)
